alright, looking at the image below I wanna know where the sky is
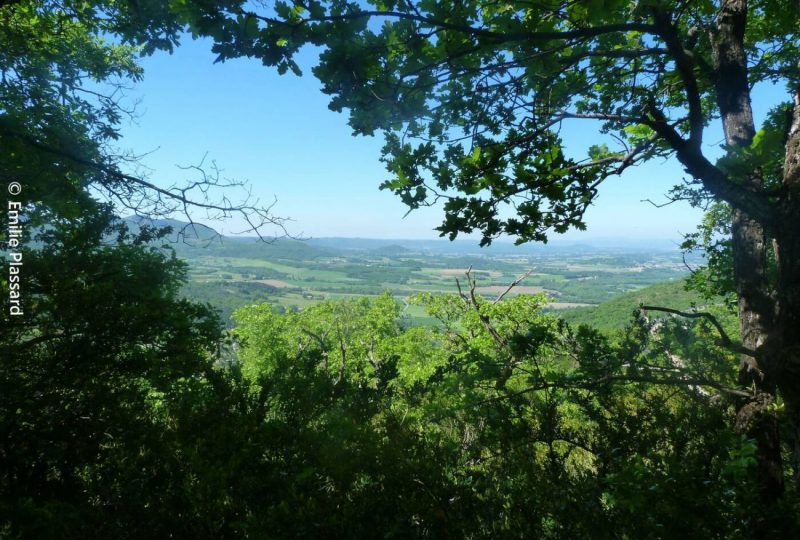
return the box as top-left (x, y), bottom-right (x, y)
top-left (117, 35), bottom-right (782, 244)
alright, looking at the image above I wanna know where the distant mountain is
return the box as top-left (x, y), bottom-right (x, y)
top-left (306, 236), bottom-right (682, 255)
top-left (119, 217), bottom-right (684, 259)
top-left (369, 244), bottom-right (413, 256)
top-left (305, 237), bottom-right (425, 252)
top-left (121, 216), bottom-right (338, 260)
top-left (179, 236), bottom-right (335, 261)
top-left (123, 216), bottom-right (220, 242)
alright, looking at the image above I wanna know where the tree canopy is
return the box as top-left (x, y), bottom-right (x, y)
top-left (4, 0), bottom-right (800, 537)
top-left (182, 0), bottom-right (800, 507)
top-left (184, 0), bottom-right (797, 242)
top-left (0, 0), bottom-right (289, 237)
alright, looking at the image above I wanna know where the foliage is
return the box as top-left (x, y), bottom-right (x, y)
top-left (0, 2), bottom-right (273, 536)
top-left (224, 290), bottom-right (795, 537)
top-left (0, 207), bottom-right (235, 537)
top-left (4, 1), bottom-right (800, 537)
top-left (680, 198), bottom-right (783, 315)
top-left (179, 0), bottom-right (800, 509)
top-left (180, 0), bottom-right (797, 243)
top-left (0, 0), bottom-right (178, 223)
top-left (681, 203), bottom-right (739, 309)
top-left (559, 278), bottom-right (722, 333)
top-left (181, 280), bottom-right (282, 326)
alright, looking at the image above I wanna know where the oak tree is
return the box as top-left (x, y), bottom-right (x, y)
top-left (184, 0), bottom-right (800, 503)
top-left (0, 0), bottom-right (289, 238)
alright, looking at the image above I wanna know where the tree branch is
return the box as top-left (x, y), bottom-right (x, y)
top-left (477, 372), bottom-right (752, 405)
top-left (652, 10), bottom-right (704, 149)
top-left (493, 268), bottom-right (535, 304)
top-left (244, 7), bottom-right (657, 45)
top-left (642, 108), bottom-right (776, 228)
top-left (2, 126), bottom-right (292, 240)
top-left (639, 304), bottom-right (757, 357)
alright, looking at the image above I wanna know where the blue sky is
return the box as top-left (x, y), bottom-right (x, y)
top-left (118, 35), bottom-right (782, 243)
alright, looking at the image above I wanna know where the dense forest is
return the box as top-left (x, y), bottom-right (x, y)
top-left (2, 1), bottom-right (799, 538)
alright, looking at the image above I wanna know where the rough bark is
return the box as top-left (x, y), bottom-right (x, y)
top-left (776, 89), bottom-right (800, 487)
top-left (711, 0), bottom-right (784, 503)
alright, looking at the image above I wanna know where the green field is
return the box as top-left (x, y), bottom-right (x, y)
top-left (174, 236), bottom-right (696, 327)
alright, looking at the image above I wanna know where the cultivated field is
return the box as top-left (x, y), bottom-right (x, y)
top-left (176, 236), bottom-right (692, 327)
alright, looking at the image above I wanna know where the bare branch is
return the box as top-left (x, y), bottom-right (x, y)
top-left (493, 268), bottom-right (535, 304)
top-left (2, 126), bottom-right (293, 241)
top-left (682, 253), bottom-right (699, 276)
top-left (642, 197), bottom-right (680, 208)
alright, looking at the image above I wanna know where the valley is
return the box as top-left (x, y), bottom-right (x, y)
top-left (172, 232), bottom-right (702, 328)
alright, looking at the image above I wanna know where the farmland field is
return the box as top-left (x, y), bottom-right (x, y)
top-left (172, 234), bottom-right (698, 327)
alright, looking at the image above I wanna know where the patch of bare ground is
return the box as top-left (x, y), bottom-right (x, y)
top-left (475, 285), bottom-right (547, 295)
top-left (439, 268), bottom-right (502, 278)
top-left (254, 279), bottom-right (293, 289)
top-left (439, 268), bottom-right (470, 276)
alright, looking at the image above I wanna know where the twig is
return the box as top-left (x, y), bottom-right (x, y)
top-left (2, 126), bottom-right (293, 241)
top-left (493, 268), bottom-right (534, 304)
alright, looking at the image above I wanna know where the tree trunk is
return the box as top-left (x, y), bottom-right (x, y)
top-left (775, 221), bottom-right (800, 490)
top-left (776, 89), bottom-right (800, 488)
top-left (711, 0), bottom-right (784, 503)
top-left (731, 209), bottom-right (784, 504)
